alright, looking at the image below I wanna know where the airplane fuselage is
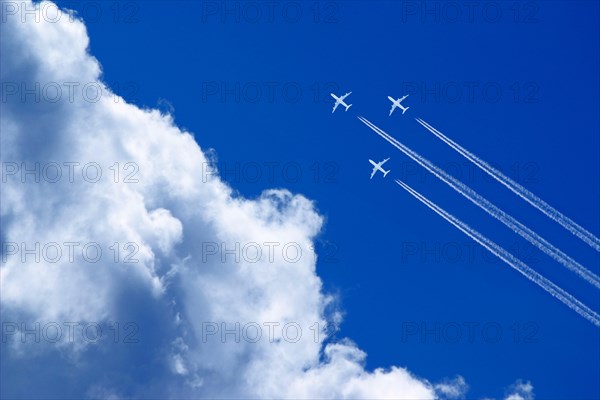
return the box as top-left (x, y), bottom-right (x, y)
top-left (331, 92), bottom-right (352, 113)
top-left (335, 98), bottom-right (350, 108)
top-left (369, 159), bottom-right (390, 178)
top-left (388, 95), bottom-right (409, 115)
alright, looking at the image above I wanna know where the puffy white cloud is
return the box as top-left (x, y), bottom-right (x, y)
top-left (504, 380), bottom-right (534, 400)
top-left (434, 376), bottom-right (468, 399)
top-left (0, 1), bottom-right (481, 398)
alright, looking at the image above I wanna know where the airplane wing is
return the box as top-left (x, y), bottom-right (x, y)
top-left (389, 104), bottom-right (396, 116)
top-left (380, 158), bottom-right (390, 165)
top-left (399, 94), bottom-right (409, 102)
top-left (332, 102), bottom-right (339, 113)
top-left (339, 92), bottom-right (352, 101)
top-left (370, 167), bottom-right (377, 179)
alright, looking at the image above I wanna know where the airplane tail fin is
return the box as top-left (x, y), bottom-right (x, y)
top-left (345, 104), bottom-right (352, 111)
top-left (402, 107), bottom-right (409, 115)
top-left (383, 170), bottom-right (390, 178)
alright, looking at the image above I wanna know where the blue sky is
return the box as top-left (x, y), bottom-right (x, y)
top-left (3, 1), bottom-right (599, 398)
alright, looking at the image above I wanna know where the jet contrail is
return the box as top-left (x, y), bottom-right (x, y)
top-left (415, 117), bottom-right (600, 252)
top-left (358, 116), bottom-right (600, 289)
top-left (395, 179), bottom-right (600, 327)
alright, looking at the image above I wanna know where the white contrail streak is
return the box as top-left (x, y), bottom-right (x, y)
top-left (358, 116), bottom-right (600, 289)
top-left (395, 179), bottom-right (600, 327)
top-left (415, 117), bottom-right (600, 252)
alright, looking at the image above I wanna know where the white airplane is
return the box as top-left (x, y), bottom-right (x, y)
top-left (388, 95), bottom-right (410, 116)
top-left (330, 92), bottom-right (352, 113)
top-left (369, 158), bottom-right (390, 179)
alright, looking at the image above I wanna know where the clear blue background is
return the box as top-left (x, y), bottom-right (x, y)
top-left (56, 1), bottom-right (600, 398)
